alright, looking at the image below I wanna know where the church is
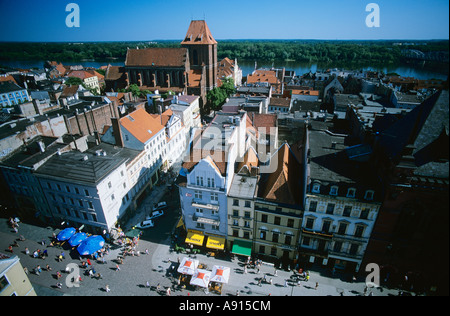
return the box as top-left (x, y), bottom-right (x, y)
top-left (123, 20), bottom-right (218, 107)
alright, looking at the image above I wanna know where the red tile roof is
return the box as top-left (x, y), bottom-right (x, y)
top-left (125, 48), bottom-right (188, 68)
top-left (181, 20), bottom-right (217, 45)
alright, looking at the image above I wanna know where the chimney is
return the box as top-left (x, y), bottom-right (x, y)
top-left (111, 117), bottom-right (124, 148)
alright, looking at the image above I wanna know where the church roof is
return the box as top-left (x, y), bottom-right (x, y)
top-left (181, 20), bottom-right (217, 45)
top-left (125, 48), bottom-right (188, 67)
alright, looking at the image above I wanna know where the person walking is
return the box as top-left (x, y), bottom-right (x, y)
top-left (105, 284), bottom-right (110, 292)
top-left (315, 282), bottom-right (319, 290)
top-left (166, 287), bottom-right (171, 296)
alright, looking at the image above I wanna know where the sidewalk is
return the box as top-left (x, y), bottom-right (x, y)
top-left (149, 236), bottom-right (400, 297)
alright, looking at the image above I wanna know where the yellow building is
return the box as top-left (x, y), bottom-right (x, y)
top-left (0, 254), bottom-right (36, 296)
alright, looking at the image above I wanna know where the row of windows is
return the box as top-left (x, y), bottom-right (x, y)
top-left (260, 214), bottom-right (296, 228)
top-left (195, 176), bottom-right (216, 188)
top-left (194, 190), bottom-right (218, 202)
top-left (304, 217), bottom-right (367, 237)
top-left (302, 238), bottom-right (360, 255)
top-left (258, 231), bottom-right (294, 245)
top-left (54, 205), bottom-right (97, 222)
top-left (308, 201), bottom-right (371, 219)
top-left (311, 183), bottom-right (374, 200)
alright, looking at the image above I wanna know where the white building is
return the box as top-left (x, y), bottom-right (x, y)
top-left (158, 109), bottom-right (186, 168)
top-left (35, 143), bottom-right (142, 233)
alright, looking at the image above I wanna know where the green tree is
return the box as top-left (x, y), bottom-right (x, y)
top-left (66, 77), bottom-right (83, 86)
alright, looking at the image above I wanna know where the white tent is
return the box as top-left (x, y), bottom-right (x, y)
top-left (177, 257), bottom-right (199, 275)
top-left (190, 269), bottom-right (211, 288)
top-left (210, 265), bottom-right (231, 284)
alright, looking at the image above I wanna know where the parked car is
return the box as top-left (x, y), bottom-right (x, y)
top-left (153, 202), bottom-right (167, 212)
top-left (135, 219), bottom-right (154, 229)
top-left (146, 210), bottom-right (164, 220)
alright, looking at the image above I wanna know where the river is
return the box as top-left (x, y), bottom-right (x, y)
top-left (1, 59), bottom-right (448, 80)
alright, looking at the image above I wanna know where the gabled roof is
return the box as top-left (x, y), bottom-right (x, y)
top-left (120, 108), bottom-right (165, 144)
top-left (237, 146), bottom-right (259, 176)
top-left (181, 20), bottom-right (217, 45)
top-left (125, 48), bottom-right (188, 67)
top-left (258, 143), bottom-right (302, 205)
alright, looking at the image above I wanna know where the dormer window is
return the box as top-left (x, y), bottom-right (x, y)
top-left (364, 190), bottom-right (374, 200)
top-left (329, 186), bottom-right (338, 196)
top-left (347, 188), bottom-right (356, 198)
top-left (312, 183), bottom-right (321, 193)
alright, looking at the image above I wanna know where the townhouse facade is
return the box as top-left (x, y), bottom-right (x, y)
top-left (298, 119), bottom-right (381, 273)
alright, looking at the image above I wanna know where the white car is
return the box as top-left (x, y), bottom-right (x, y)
top-left (135, 219), bottom-right (154, 229)
top-left (153, 202), bottom-right (167, 212)
top-left (146, 210), bottom-right (164, 220)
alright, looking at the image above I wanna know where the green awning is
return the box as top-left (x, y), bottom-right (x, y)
top-left (231, 239), bottom-right (252, 257)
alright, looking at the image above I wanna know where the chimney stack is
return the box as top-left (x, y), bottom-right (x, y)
top-left (111, 117), bottom-right (124, 148)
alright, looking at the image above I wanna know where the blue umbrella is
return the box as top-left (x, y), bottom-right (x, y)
top-left (77, 235), bottom-right (105, 256)
top-left (68, 232), bottom-right (88, 247)
top-left (56, 227), bottom-right (76, 241)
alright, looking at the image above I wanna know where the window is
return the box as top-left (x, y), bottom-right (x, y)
top-left (261, 214), bottom-right (268, 223)
top-left (322, 220), bottom-right (332, 233)
top-left (244, 220), bottom-right (250, 228)
top-left (302, 237), bottom-right (311, 246)
top-left (233, 229), bottom-right (239, 237)
top-left (360, 208), bottom-right (370, 220)
top-left (260, 231), bottom-right (266, 240)
top-left (326, 203), bottom-right (335, 215)
top-left (196, 176), bottom-right (203, 186)
top-left (329, 186), bottom-right (338, 196)
top-left (333, 241), bottom-right (343, 252)
top-left (338, 222), bottom-right (348, 235)
top-left (245, 201), bottom-right (251, 208)
top-left (207, 177), bottom-right (215, 188)
top-left (343, 206), bottom-right (352, 217)
top-left (364, 190), bottom-right (374, 200)
top-left (274, 216), bottom-right (281, 225)
top-left (272, 232), bottom-right (279, 243)
top-left (355, 225), bottom-right (365, 238)
top-left (84, 189), bottom-right (89, 196)
top-left (233, 199), bottom-right (239, 206)
top-left (0, 275), bottom-right (10, 292)
top-left (287, 219), bottom-right (294, 228)
top-left (244, 211), bottom-right (251, 219)
top-left (232, 210), bottom-right (239, 217)
top-left (309, 201), bottom-right (318, 212)
top-left (285, 235), bottom-right (292, 245)
top-left (349, 244), bottom-right (359, 255)
top-left (347, 188), bottom-right (356, 198)
top-left (312, 183), bottom-right (321, 193)
top-left (210, 192), bottom-right (218, 203)
top-left (194, 190), bottom-right (202, 200)
top-left (305, 218), bottom-right (315, 229)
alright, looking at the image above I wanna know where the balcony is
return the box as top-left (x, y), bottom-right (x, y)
top-left (191, 199), bottom-right (219, 211)
top-left (328, 250), bottom-right (363, 260)
top-left (192, 214), bottom-right (220, 226)
top-left (302, 228), bottom-right (333, 240)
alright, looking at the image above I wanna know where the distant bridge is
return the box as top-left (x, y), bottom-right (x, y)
top-left (401, 49), bottom-right (449, 63)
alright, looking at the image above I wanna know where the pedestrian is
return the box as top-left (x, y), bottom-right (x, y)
top-left (116, 264), bottom-right (120, 271)
top-left (258, 278), bottom-right (262, 287)
top-left (23, 267), bottom-right (28, 275)
top-left (8, 245), bottom-right (13, 253)
top-left (46, 264), bottom-right (52, 271)
top-left (315, 282), bottom-right (319, 290)
top-left (244, 265), bottom-right (247, 274)
top-left (25, 247), bottom-right (29, 255)
top-left (166, 287), bottom-right (171, 296)
top-left (274, 268), bottom-right (278, 276)
top-left (105, 284), bottom-right (110, 292)
top-left (146, 281), bottom-right (150, 288)
top-left (284, 279), bottom-right (288, 287)
top-left (56, 271), bottom-right (62, 279)
top-left (56, 282), bottom-right (62, 289)
top-left (156, 283), bottom-right (161, 292)
top-left (236, 290), bottom-right (240, 296)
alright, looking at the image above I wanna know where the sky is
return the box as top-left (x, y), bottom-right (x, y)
top-left (0, 0), bottom-right (448, 42)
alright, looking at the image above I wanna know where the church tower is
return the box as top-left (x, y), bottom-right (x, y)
top-left (181, 20), bottom-right (218, 91)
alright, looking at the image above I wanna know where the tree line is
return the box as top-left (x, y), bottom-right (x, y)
top-left (0, 40), bottom-right (447, 65)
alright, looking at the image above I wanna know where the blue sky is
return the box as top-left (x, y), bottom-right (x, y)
top-left (0, 0), bottom-right (448, 41)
